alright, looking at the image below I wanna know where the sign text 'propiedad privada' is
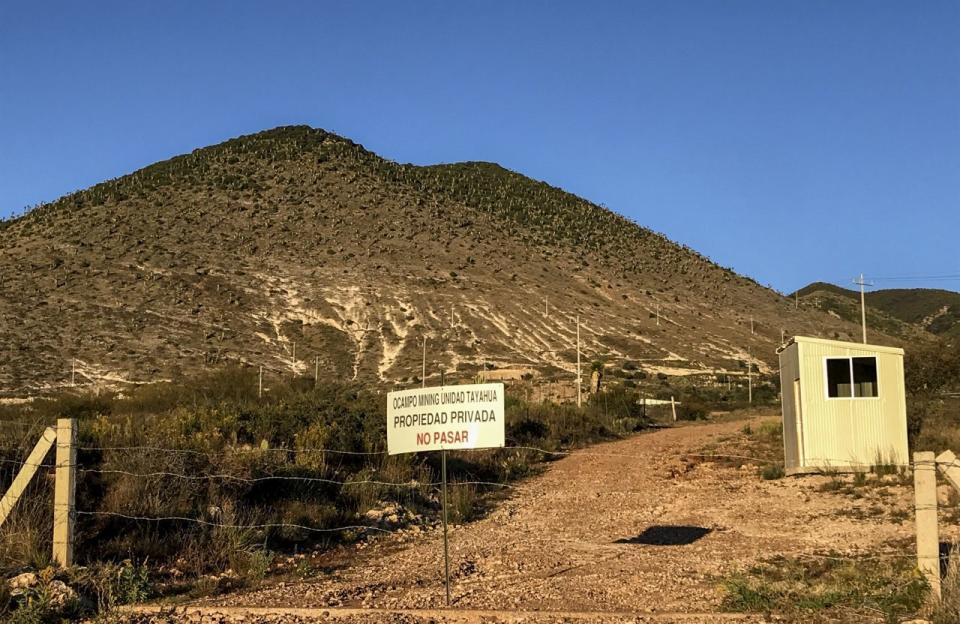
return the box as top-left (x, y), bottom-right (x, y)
top-left (386, 383), bottom-right (505, 455)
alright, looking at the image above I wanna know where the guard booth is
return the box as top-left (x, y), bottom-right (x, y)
top-left (777, 336), bottom-right (908, 474)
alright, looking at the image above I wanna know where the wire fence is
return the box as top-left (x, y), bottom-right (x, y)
top-left (0, 418), bottom-right (955, 596)
top-left (0, 437), bottom-right (941, 537)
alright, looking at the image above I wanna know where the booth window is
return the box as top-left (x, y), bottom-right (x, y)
top-left (826, 356), bottom-right (879, 398)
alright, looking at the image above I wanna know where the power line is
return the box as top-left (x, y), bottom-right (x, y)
top-left (824, 274), bottom-right (960, 286)
top-left (868, 273), bottom-right (960, 282)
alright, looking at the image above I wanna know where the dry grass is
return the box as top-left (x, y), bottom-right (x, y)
top-left (723, 551), bottom-right (928, 622)
top-left (688, 416), bottom-right (786, 480)
top-left (930, 544), bottom-right (960, 624)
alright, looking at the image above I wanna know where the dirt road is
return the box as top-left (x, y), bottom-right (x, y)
top-left (136, 415), bottom-right (925, 622)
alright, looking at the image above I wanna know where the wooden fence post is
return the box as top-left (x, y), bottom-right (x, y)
top-left (0, 427), bottom-right (57, 527)
top-left (914, 451), bottom-right (940, 599)
top-left (935, 450), bottom-right (960, 491)
top-left (53, 418), bottom-right (77, 568)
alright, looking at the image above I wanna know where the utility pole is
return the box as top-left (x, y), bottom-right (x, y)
top-left (795, 291), bottom-right (799, 310)
top-left (748, 362), bottom-right (753, 405)
top-left (656, 304), bottom-right (660, 327)
top-left (258, 366), bottom-right (263, 399)
top-left (780, 328), bottom-right (785, 344)
top-left (853, 273), bottom-right (872, 344)
top-left (71, 359), bottom-right (76, 387)
top-left (576, 315), bottom-right (582, 408)
top-left (314, 356), bottom-right (319, 387)
top-left (750, 316), bottom-right (754, 335)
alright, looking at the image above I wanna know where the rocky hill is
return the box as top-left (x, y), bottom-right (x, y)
top-left (0, 126), bottom-right (890, 395)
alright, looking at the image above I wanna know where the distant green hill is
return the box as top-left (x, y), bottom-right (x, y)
top-left (794, 282), bottom-right (960, 338)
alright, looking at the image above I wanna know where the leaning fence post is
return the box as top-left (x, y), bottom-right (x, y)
top-left (0, 427), bottom-right (57, 528)
top-left (53, 418), bottom-right (77, 568)
top-left (914, 451), bottom-right (940, 599)
top-left (935, 450), bottom-right (960, 491)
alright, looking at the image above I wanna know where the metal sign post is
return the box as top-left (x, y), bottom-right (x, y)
top-left (439, 370), bottom-right (450, 606)
top-left (386, 382), bottom-right (505, 607)
top-left (439, 370), bottom-right (450, 605)
top-left (441, 449), bottom-right (451, 606)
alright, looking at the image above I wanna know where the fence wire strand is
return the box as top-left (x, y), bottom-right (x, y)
top-left (2, 422), bottom-right (955, 579)
top-left (74, 510), bottom-right (391, 534)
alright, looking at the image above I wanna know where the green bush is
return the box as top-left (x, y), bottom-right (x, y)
top-left (677, 399), bottom-right (709, 421)
top-left (760, 464), bottom-right (785, 480)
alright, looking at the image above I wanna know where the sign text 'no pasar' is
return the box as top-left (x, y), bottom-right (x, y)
top-left (386, 383), bottom-right (505, 455)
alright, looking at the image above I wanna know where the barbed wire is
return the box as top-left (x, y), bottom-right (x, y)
top-left (0, 450), bottom-right (520, 489)
top-left (2, 436), bottom-right (955, 598)
top-left (0, 420), bottom-right (55, 430)
top-left (77, 468), bottom-right (515, 489)
top-left (66, 442), bottom-right (907, 469)
top-left (77, 444), bottom-right (387, 456)
top-left (0, 443), bottom-right (946, 476)
top-left (74, 510), bottom-right (391, 534)
top-left (61, 439), bottom-right (940, 470)
top-left (0, 457), bottom-right (61, 469)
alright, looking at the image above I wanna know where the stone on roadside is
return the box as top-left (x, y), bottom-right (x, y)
top-left (7, 572), bottom-right (37, 595)
top-left (46, 580), bottom-right (77, 609)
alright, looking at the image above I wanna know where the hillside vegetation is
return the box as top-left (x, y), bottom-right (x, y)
top-left (0, 126), bottom-right (883, 396)
top-left (795, 282), bottom-right (960, 338)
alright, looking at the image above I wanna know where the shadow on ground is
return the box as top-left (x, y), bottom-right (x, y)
top-left (615, 525), bottom-right (712, 546)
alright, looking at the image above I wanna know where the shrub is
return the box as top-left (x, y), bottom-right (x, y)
top-left (448, 483), bottom-right (478, 523)
top-left (760, 464), bottom-right (785, 480)
top-left (677, 399), bottom-right (709, 421)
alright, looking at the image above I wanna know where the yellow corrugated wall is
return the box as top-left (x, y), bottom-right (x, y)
top-left (797, 340), bottom-right (908, 470)
top-left (778, 343), bottom-right (801, 470)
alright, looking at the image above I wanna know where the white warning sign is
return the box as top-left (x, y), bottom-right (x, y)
top-left (386, 383), bottom-right (505, 455)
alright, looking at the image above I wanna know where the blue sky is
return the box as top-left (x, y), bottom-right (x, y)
top-left (1, 1), bottom-right (957, 293)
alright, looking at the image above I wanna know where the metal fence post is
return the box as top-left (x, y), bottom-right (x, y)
top-left (914, 451), bottom-right (940, 599)
top-left (53, 418), bottom-right (77, 568)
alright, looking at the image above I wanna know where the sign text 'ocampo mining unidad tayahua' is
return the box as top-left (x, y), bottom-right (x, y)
top-left (386, 383), bottom-right (505, 455)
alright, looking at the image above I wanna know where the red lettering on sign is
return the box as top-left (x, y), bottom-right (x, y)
top-left (431, 430), bottom-right (470, 445)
